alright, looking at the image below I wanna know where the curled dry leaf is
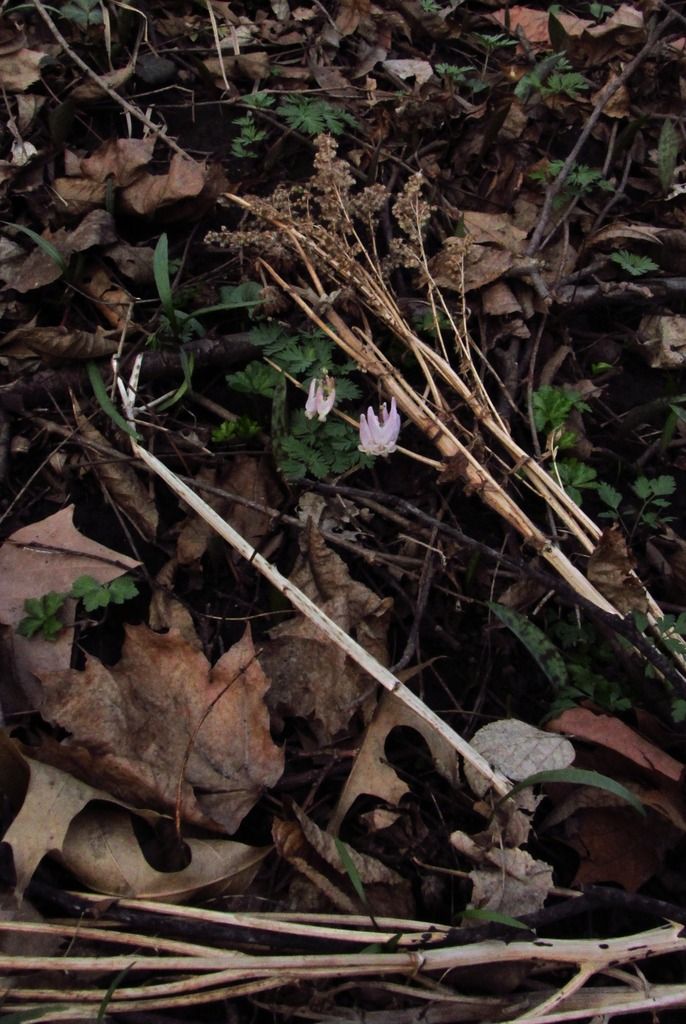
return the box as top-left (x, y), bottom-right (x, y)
top-left (119, 154), bottom-right (207, 216)
top-left (60, 804), bottom-right (269, 901)
top-left (587, 525), bottom-right (649, 616)
top-left (0, 506), bottom-right (139, 713)
top-left (0, 323), bottom-right (119, 359)
top-left (273, 803), bottom-right (414, 917)
top-left (329, 690), bottom-right (460, 833)
top-left (260, 521), bottom-right (391, 741)
top-left (464, 718), bottom-right (575, 798)
top-left (80, 136), bottom-right (156, 187)
top-left (335, 0), bottom-right (370, 36)
top-left (37, 624), bottom-right (284, 834)
top-left (452, 828), bottom-right (554, 919)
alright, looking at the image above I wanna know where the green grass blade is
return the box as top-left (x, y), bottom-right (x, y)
top-left (153, 232), bottom-right (178, 333)
top-left (506, 767), bottom-right (645, 816)
top-left (489, 602), bottom-right (569, 689)
top-left (87, 362), bottom-right (141, 440)
top-left (460, 908), bottom-right (530, 930)
top-left (3, 221), bottom-right (67, 273)
top-left (97, 964), bottom-right (134, 1022)
top-left (334, 836), bottom-right (367, 906)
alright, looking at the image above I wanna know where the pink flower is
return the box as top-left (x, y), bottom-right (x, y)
top-left (358, 397), bottom-right (401, 456)
top-left (305, 375), bottom-right (336, 421)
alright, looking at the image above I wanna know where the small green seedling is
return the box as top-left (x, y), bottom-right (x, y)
top-left (532, 385), bottom-right (590, 450)
top-left (589, 2), bottom-right (614, 20)
top-left (60, 0), bottom-right (103, 26)
top-left (277, 97), bottom-right (358, 137)
top-left (610, 250), bottom-right (659, 277)
top-left (630, 474), bottom-right (675, 529)
top-left (17, 592), bottom-right (67, 640)
top-left (231, 114), bottom-right (268, 159)
top-left (212, 416), bottom-right (261, 442)
top-left (516, 53), bottom-right (589, 103)
top-left (69, 574), bottom-right (139, 612)
top-left (17, 575), bottom-right (139, 640)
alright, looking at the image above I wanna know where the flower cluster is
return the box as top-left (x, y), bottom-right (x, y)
top-left (358, 398), bottom-right (401, 457)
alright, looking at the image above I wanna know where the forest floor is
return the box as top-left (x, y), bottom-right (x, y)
top-left (2, 1), bottom-right (686, 1022)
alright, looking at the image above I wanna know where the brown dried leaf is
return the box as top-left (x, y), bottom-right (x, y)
top-left (260, 522), bottom-right (391, 741)
top-left (0, 507), bottom-right (139, 713)
top-left (273, 803), bottom-right (414, 917)
top-left (461, 842), bottom-right (554, 918)
top-left (565, 805), bottom-right (675, 890)
top-left (0, 47), bottom-right (46, 91)
top-left (69, 64), bottom-right (134, 102)
top-left (0, 323), bottom-right (118, 359)
top-left (119, 154), bottom-right (207, 216)
top-left (104, 241), bottom-right (155, 284)
top-left (52, 177), bottom-right (108, 216)
top-left (545, 707), bottom-right (684, 784)
top-left (3, 210), bottom-right (118, 293)
top-left (329, 690), bottom-right (460, 833)
top-left (336, 0), bottom-right (370, 35)
top-left (60, 804), bottom-right (269, 900)
top-left (74, 406), bottom-right (159, 541)
top-left (587, 525), bottom-right (649, 616)
top-left (80, 136), bottom-right (156, 187)
top-left (37, 625), bottom-right (283, 833)
top-left (80, 265), bottom-right (132, 330)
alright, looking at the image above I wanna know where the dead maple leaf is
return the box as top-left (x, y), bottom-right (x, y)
top-left (587, 526), bottom-right (649, 616)
top-left (259, 521), bottom-right (391, 741)
top-left (329, 690), bottom-right (460, 833)
top-left (0, 506), bottom-right (139, 714)
top-left (36, 624), bottom-right (283, 834)
top-left (0, 733), bottom-right (267, 899)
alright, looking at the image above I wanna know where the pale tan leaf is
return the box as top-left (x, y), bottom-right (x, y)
top-left (464, 719), bottom-right (574, 798)
top-left (329, 690), bottom-right (460, 833)
top-left (637, 314), bottom-right (686, 369)
top-left (3, 210), bottom-right (117, 293)
top-left (52, 177), bottom-right (108, 216)
top-left (382, 59), bottom-right (434, 85)
top-left (467, 846), bottom-right (554, 918)
top-left (60, 804), bottom-right (269, 900)
top-left (37, 625), bottom-right (284, 834)
top-left (0, 47), bottom-right (46, 91)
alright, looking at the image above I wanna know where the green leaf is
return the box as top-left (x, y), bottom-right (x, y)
top-left (278, 97), bottom-right (358, 137)
top-left (17, 591), bottom-right (67, 640)
top-left (489, 602), bottom-right (569, 690)
top-left (334, 837), bottom-right (368, 906)
top-left (460, 908), bottom-right (530, 930)
top-left (2, 221), bottom-right (67, 274)
top-left (106, 576), bottom-right (139, 604)
top-left (650, 474), bottom-right (676, 497)
top-left (657, 118), bottom-right (679, 193)
top-left (610, 249), bottom-right (659, 277)
top-left (597, 481), bottom-right (622, 511)
top-left (87, 362), bottom-right (141, 440)
top-left (226, 361), bottom-right (280, 397)
top-left (506, 767), bottom-right (646, 816)
top-left (153, 233), bottom-right (178, 332)
top-left (632, 476), bottom-right (653, 500)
